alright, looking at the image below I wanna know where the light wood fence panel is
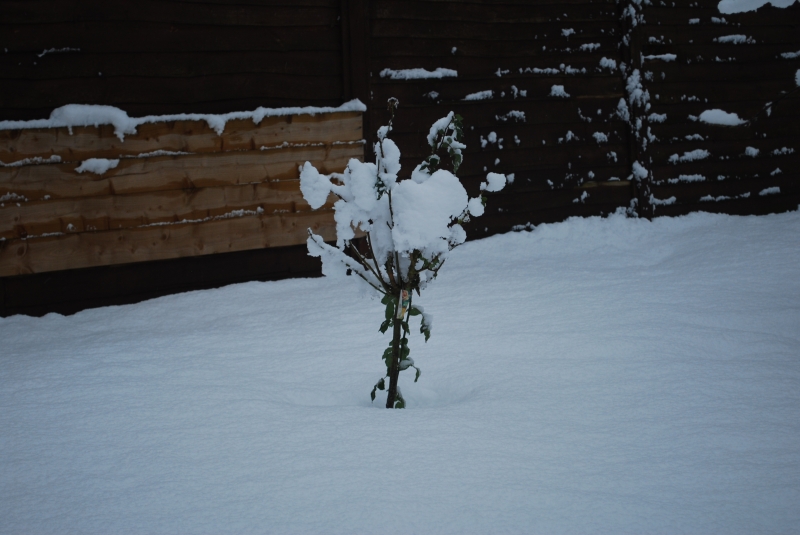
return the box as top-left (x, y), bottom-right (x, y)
top-left (0, 110), bottom-right (363, 277)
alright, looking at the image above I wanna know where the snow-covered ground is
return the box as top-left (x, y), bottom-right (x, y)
top-left (2, 210), bottom-right (799, 534)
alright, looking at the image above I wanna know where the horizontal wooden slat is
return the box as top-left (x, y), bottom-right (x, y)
top-left (646, 135), bottom-right (800, 160)
top-left (1, 22), bottom-right (341, 53)
top-left (373, 1), bottom-right (617, 23)
top-left (370, 54), bottom-right (613, 78)
top-left (0, 111), bottom-right (363, 163)
top-left (650, 152), bottom-right (800, 181)
top-left (0, 144), bottom-right (363, 200)
top-left (0, 50), bottom-right (342, 80)
top-left (2, 1), bottom-right (339, 26)
top-left (0, 179), bottom-right (339, 240)
top-left (648, 115), bottom-right (800, 140)
top-left (0, 98), bottom-right (347, 124)
top-left (640, 61), bottom-right (800, 84)
top-left (644, 3), bottom-right (800, 25)
top-left (650, 172), bottom-right (798, 200)
top-left (0, 210), bottom-right (337, 277)
top-left (371, 18), bottom-right (614, 40)
top-left (635, 24), bottom-right (800, 45)
top-left (371, 35), bottom-right (621, 59)
top-left (0, 73), bottom-right (343, 115)
top-left (640, 43), bottom-right (800, 63)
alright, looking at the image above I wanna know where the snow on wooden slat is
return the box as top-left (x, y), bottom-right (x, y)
top-left (0, 113), bottom-right (363, 164)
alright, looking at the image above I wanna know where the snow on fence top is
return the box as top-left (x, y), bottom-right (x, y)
top-left (718, 0), bottom-right (797, 13)
top-left (379, 68), bottom-right (458, 80)
top-left (0, 102), bottom-right (366, 276)
top-left (0, 100), bottom-right (367, 141)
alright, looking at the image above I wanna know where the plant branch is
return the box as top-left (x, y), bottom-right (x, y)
top-left (308, 233), bottom-right (384, 294)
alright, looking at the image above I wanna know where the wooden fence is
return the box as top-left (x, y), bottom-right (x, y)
top-left (0, 109), bottom-right (362, 275)
top-left (354, 0), bottom-right (800, 231)
top-left (357, 0), bottom-right (636, 237)
top-left (1, 0), bottom-right (799, 315)
top-left (630, 0), bottom-right (800, 216)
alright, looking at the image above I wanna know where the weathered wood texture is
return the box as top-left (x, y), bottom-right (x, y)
top-left (365, 0), bottom-right (634, 237)
top-left (634, 0), bottom-right (800, 216)
top-left (0, 111), bottom-right (363, 278)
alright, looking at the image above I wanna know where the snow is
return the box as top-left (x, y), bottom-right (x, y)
top-left (625, 69), bottom-right (649, 107)
top-left (390, 170), bottom-right (469, 254)
top-left (598, 57), bottom-right (617, 71)
top-left (714, 34), bottom-right (756, 44)
top-left (648, 194), bottom-right (676, 205)
top-left (592, 132), bottom-right (609, 144)
top-left (75, 158), bottom-right (119, 175)
top-left (0, 155), bottom-right (62, 167)
top-left (4, 211), bottom-right (799, 533)
top-left (699, 109), bottom-right (747, 125)
top-left (781, 50), bottom-right (800, 59)
top-left (298, 161), bottom-right (332, 210)
top-left (718, 0), bottom-right (797, 13)
top-left (135, 150), bottom-right (191, 158)
top-left (744, 146), bottom-right (760, 157)
top-left (648, 112), bottom-right (667, 122)
top-left (667, 174), bottom-right (706, 183)
top-left (689, 18), bottom-right (700, 23)
top-left (631, 161), bottom-right (649, 180)
top-left (549, 85), bottom-right (570, 98)
top-left (480, 172), bottom-right (506, 192)
top-left (379, 68), bottom-right (458, 80)
top-left (759, 186), bottom-right (781, 195)
top-left (616, 98), bottom-right (630, 121)
top-left (0, 100), bottom-right (368, 141)
top-left (37, 47), bottom-right (80, 58)
top-left (463, 90), bottom-right (494, 101)
top-left (796, 69), bottom-right (800, 86)
top-left (495, 110), bottom-right (526, 122)
top-left (643, 53), bottom-right (677, 62)
top-left (668, 149), bottom-right (711, 164)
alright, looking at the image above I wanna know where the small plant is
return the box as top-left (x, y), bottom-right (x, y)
top-left (300, 99), bottom-right (506, 408)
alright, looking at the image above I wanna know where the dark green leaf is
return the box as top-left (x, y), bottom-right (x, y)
top-left (421, 325), bottom-right (431, 342)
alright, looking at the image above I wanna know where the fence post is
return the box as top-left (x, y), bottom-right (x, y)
top-left (342, 0), bottom-right (371, 149)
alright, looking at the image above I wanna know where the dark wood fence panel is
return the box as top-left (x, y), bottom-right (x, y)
top-left (632, 0), bottom-right (800, 217)
top-left (0, 0), bottom-right (345, 120)
top-left (363, 0), bottom-right (634, 238)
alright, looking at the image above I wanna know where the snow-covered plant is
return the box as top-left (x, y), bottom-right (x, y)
top-left (300, 99), bottom-right (506, 408)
